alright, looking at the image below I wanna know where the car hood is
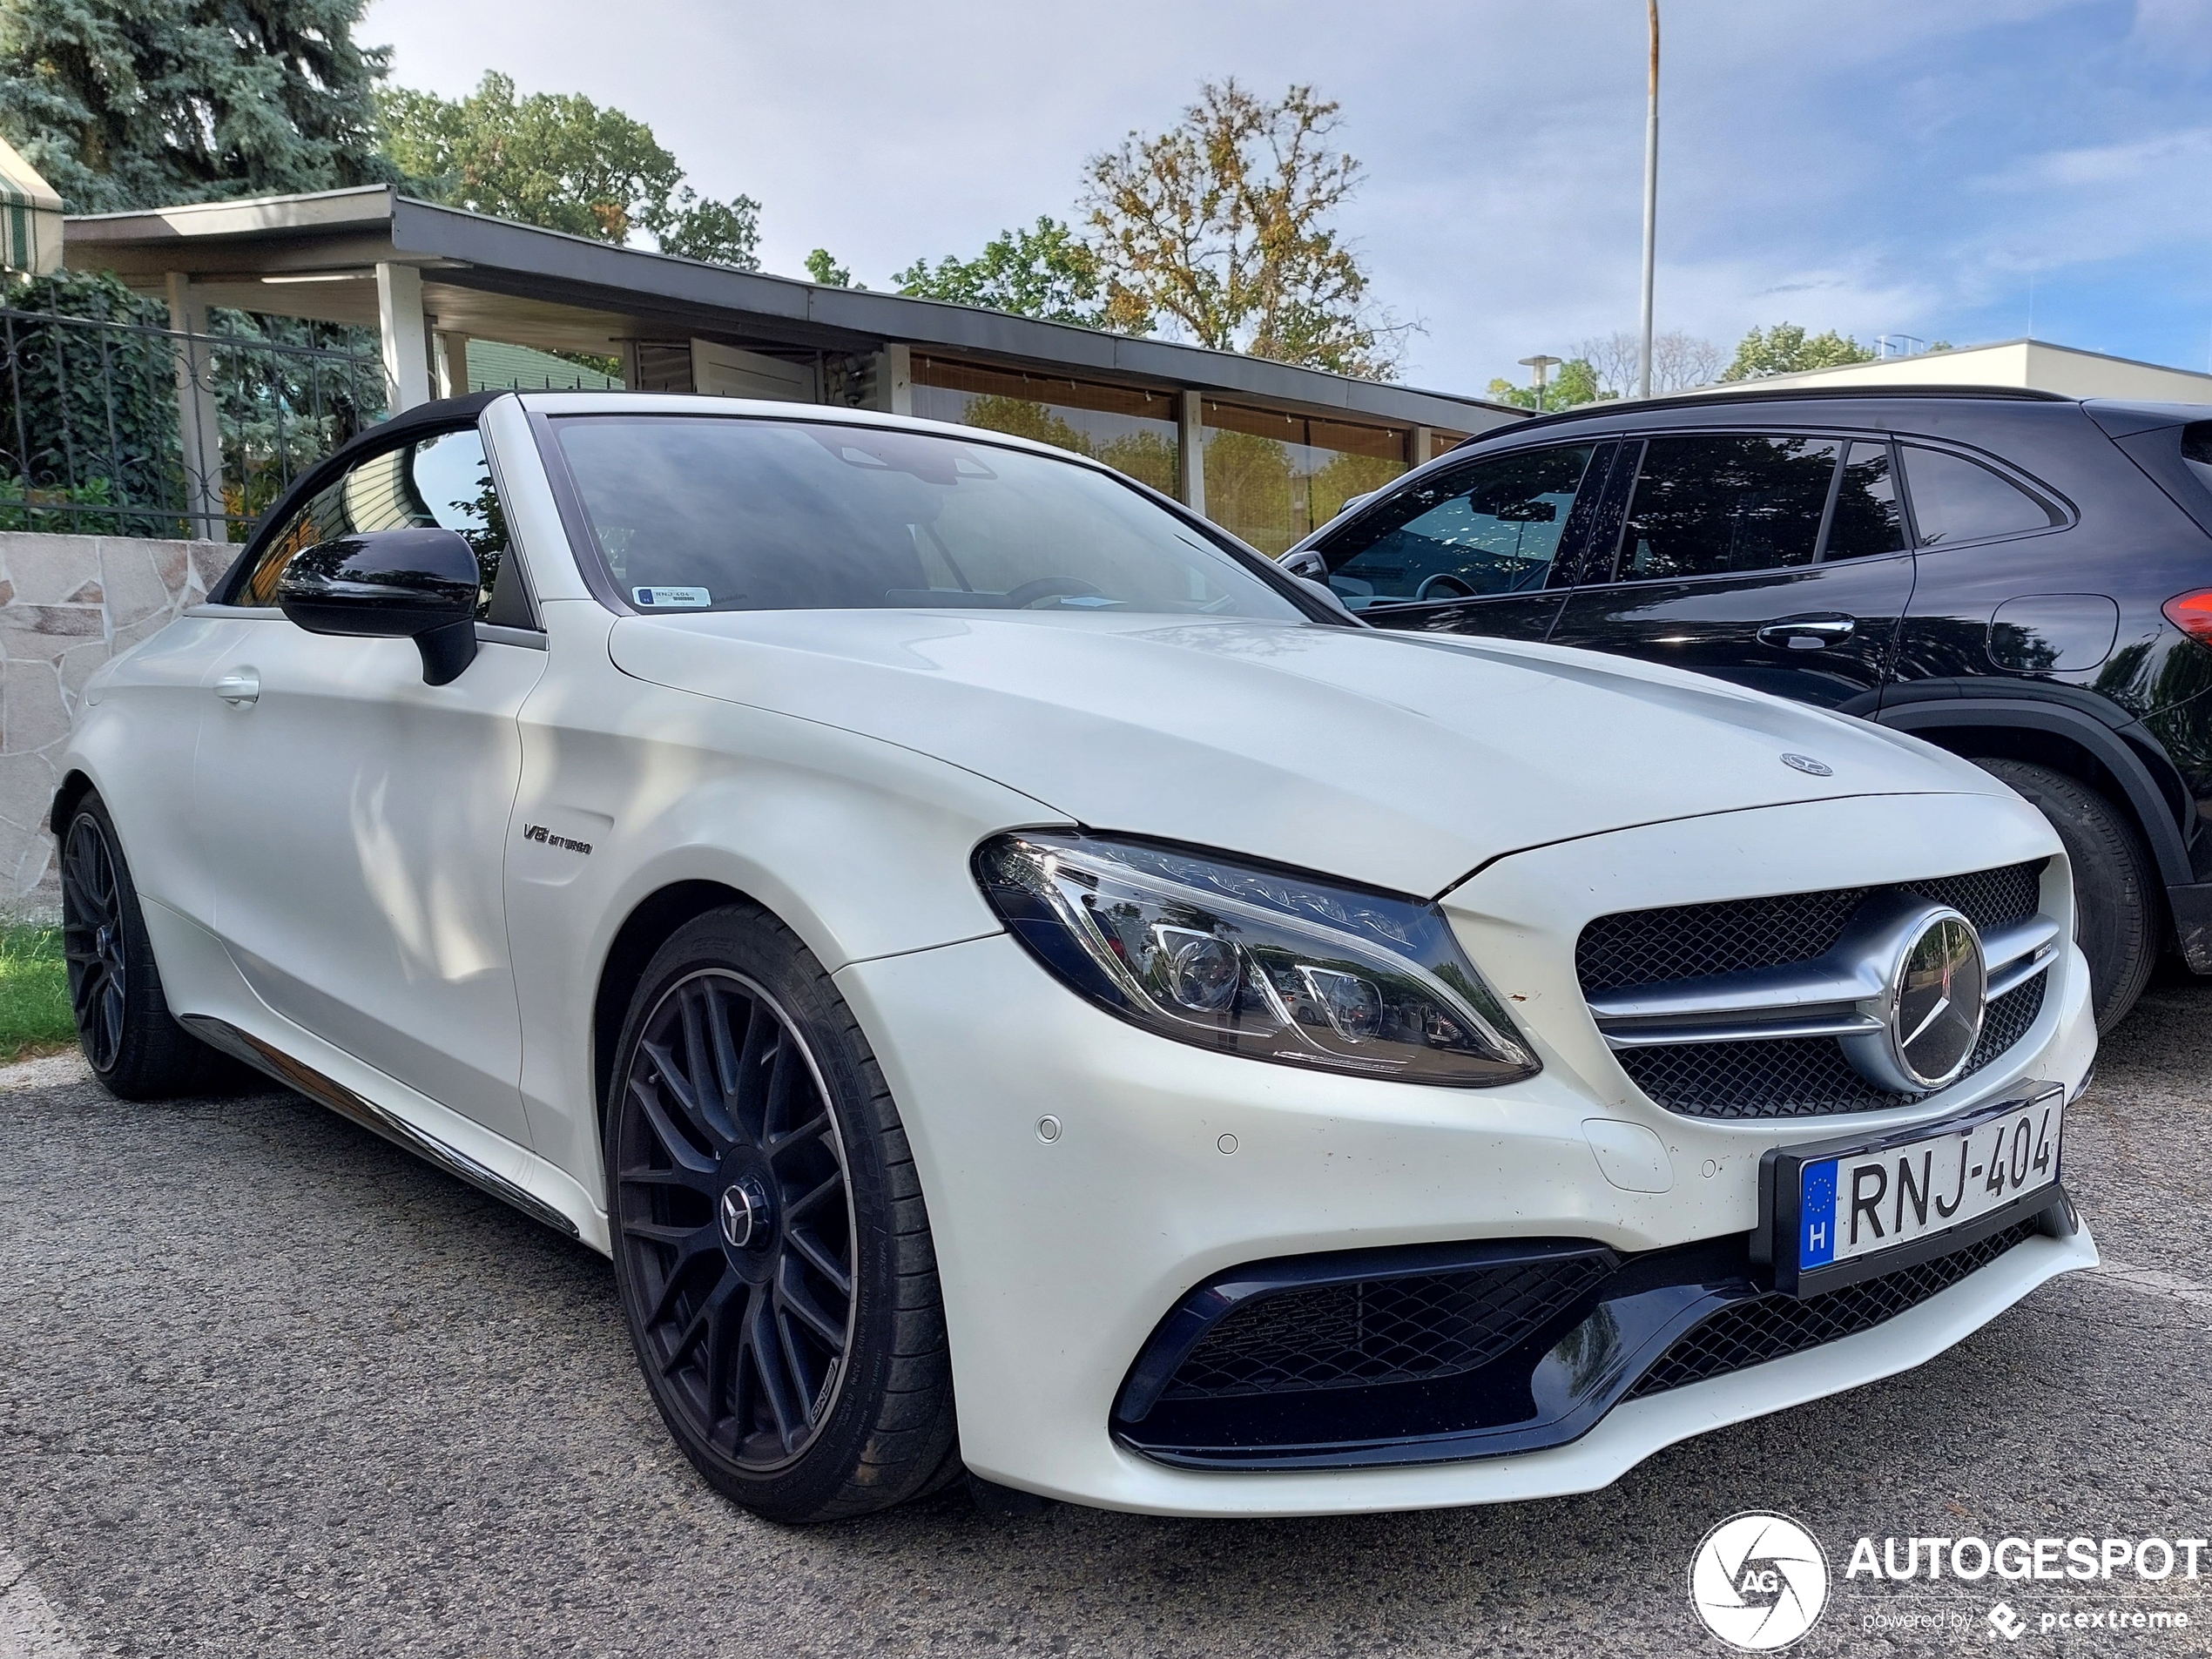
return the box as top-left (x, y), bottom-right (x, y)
top-left (607, 610), bottom-right (2005, 896)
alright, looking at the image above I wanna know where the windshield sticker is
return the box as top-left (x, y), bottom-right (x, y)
top-left (633, 586), bottom-right (711, 609)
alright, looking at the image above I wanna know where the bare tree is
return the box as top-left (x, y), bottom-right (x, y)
top-left (1082, 80), bottom-right (1409, 379)
top-left (1654, 330), bottom-right (1724, 391)
top-left (1577, 332), bottom-right (1643, 398)
top-left (1580, 328), bottom-right (1722, 395)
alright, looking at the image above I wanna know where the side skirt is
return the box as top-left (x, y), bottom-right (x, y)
top-left (182, 1014), bottom-right (581, 1240)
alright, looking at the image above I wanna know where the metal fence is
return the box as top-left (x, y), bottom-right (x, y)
top-left (0, 305), bottom-right (388, 542)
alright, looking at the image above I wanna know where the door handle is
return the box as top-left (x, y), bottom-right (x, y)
top-left (1757, 616), bottom-right (1858, 651)
top-left (212, 669), bottom-right (260, 706)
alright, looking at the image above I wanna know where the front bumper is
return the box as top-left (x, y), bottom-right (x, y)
top-left (833, 792), bottom-right (2098, 1516)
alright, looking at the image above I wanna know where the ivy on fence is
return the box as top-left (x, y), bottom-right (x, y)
top-left (0, 272), bottom-right (388, 540)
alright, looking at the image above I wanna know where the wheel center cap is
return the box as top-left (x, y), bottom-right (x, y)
top-left (718, 1177), bottom-right (770, 1251)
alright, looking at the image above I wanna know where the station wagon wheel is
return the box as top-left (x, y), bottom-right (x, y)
top-left (61, 813), bottom-right (128, 1071)
top-left (606, 904), bottom-right (960, 1521)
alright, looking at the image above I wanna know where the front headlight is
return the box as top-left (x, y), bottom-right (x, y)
top-left (973, 831), bottom-right (1540, 1087)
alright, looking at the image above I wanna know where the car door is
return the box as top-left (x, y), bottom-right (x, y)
top-left (1547, 431), bottom-right (1914, 713)
top-left (188, 423), bottom-right (546, 1146)
top-left (1305, 439), bottom-right (1616, 641)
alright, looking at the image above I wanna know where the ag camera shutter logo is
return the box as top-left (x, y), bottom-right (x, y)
top-left (1689, 1512), bottom-right (1831, 1650)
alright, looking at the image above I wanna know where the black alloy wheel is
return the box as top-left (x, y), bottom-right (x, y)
top-left (606, 904), bottom-right (961, 1521)
top-left (56, 792), bottom-right (233, 1100)
top-left (60, 812), bottom-right (127, 1070)
top-left (615, 968), bottom-right (858, 1471)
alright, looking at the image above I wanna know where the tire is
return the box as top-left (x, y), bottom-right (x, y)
top-left (1976, 759), bottom-right (2158, 1032)
top-left (58, 792), bottom-right (233, 1099)
top-left (604, 902), bottom-right (959, 1522)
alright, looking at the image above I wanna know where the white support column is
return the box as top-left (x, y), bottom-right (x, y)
top-left (617, 341), bottom-right (644, 391)
top-left (164, 273), bottom-right (226, 541)
top-left (433, 331), bottom-right (470, 400)
top-left (375, 261), bottom-right (432, 413)
top-left (880, 343), bottom-right (912, 416)
top-left (1178, 390), bottom-right (1206, 516)
top-left (1412, 425), bottom-right (1433, 466)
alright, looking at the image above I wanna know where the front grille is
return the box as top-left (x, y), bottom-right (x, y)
top-left (1162, 1257), bottom-right (1611, 1401)
top-left (1624, 1217), bottom-right (2044, 1400)
top-left (1620, 974), bottom-right (2047, 1120)
top-left (1576, 862), bottom-right (2046, 993)
top-left (1581, 861), bottom-right (2049, 1119)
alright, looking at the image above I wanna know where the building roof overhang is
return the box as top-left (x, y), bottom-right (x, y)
top-left (64, 185), bottom-right (1519, 433)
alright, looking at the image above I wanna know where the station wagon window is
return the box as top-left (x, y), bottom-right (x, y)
top-left (1900, 444), bottom-right (2058, 545)
top-left (1614, 435), bottom-right (1842, 580)
top-left (239, 428), bottom-right (513, 620)
top-left (1822, 440), bottom-right (1907, 560)
top-left (1318, 443), bottom-right (1599, 610)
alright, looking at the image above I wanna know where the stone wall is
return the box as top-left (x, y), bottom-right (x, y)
top-left (0, 531), bottom-right (234, 912)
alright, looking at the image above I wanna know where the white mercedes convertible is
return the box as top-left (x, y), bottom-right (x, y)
top-left (56, 391), bottom-right (2096, 1521)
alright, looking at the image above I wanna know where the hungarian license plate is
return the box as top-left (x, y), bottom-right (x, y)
top-left (1761, 1082), bottom-right (2066, 1296)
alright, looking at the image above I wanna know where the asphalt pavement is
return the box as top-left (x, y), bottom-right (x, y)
top-left (5, 972), bottom-right (2212, 1658)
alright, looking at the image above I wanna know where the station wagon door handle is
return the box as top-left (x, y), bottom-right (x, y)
top-left (212, 669), bottom-right (260, 706)
top-left (1757, 616), bottom-right (1858, 651)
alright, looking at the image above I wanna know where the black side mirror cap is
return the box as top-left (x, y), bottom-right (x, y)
top-left (275, 527), bottom-right (481, 685)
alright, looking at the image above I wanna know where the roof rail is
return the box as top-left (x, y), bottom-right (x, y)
top-left (1492, 381), bottom-right (2073, 439)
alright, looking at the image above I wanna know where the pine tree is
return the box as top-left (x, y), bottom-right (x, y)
top-left (0, 0), bottom-right (395, 213)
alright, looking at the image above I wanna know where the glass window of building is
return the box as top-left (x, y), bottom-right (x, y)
top-left (909, 358), bottom-right (1179, 497)
top-left (1201, 402), bottom-right (1410, 556)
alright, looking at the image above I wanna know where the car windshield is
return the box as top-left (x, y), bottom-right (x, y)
top-left (550, 415), bottom-right (1308, 619)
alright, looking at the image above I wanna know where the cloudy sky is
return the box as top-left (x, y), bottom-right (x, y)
top-left (361, 0), bottom-right (2212, 395)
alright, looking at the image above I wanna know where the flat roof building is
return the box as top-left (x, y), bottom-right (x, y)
top-left (1680, 337), bottom-right (2212, 406)
top-left (63, 185), bottom-right (1523, 555)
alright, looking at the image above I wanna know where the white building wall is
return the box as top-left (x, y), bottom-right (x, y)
top-left (1683, 340), bottom-right (2212, 405)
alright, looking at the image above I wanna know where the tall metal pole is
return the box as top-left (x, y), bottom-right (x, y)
top-left (1638, 0), bottom-right (1660, 400)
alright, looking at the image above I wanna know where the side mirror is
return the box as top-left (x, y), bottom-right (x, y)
top-left (1280, 548), bottom-right (1327, 581)
top-left (276, 527), bottom-right (481, 685)
top-left (1295, 574), bottom-right (1364, 624)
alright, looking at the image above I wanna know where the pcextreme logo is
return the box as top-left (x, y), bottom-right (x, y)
top-left (1689, 1512), bottom-right (1831, 1651)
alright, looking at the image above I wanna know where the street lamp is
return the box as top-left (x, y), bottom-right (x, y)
top-left (1639, 0), bottom-right (1660, 400)
top-left (1519, 354), bottom-right (1562, 412)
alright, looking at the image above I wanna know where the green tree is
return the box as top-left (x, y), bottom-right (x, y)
top-left (1096, 429), bottom-right (1176, 496)
top-left (0, 0), bottom-right (395, 212)
top-left (1202, 429), bottom-right (1298, 554)
top-left (805, 248), bottom-right (854, 287)
top-left (377, 71), bottom-right (759, 266)
top-left (956, 393), bottom-right (1092, 455)
top-left (895, 217), bottom-right (1105, 327)
top-left (1485, 357), bottom-right (1607, 411)
top-left (1721, 322), bottom-right (1877, 381)
top-left (1082, 80), bottom-right (1405, 379)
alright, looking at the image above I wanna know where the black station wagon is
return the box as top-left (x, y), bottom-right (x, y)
top-left (1285, 387), bottom-right (2212, 1030)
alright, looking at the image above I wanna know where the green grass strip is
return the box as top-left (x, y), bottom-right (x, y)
top-left (0, 925), bottom-right (79, 1062)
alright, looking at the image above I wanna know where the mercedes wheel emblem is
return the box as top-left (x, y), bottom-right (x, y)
top-left (718, 1181), bottom-right (762, 1251)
